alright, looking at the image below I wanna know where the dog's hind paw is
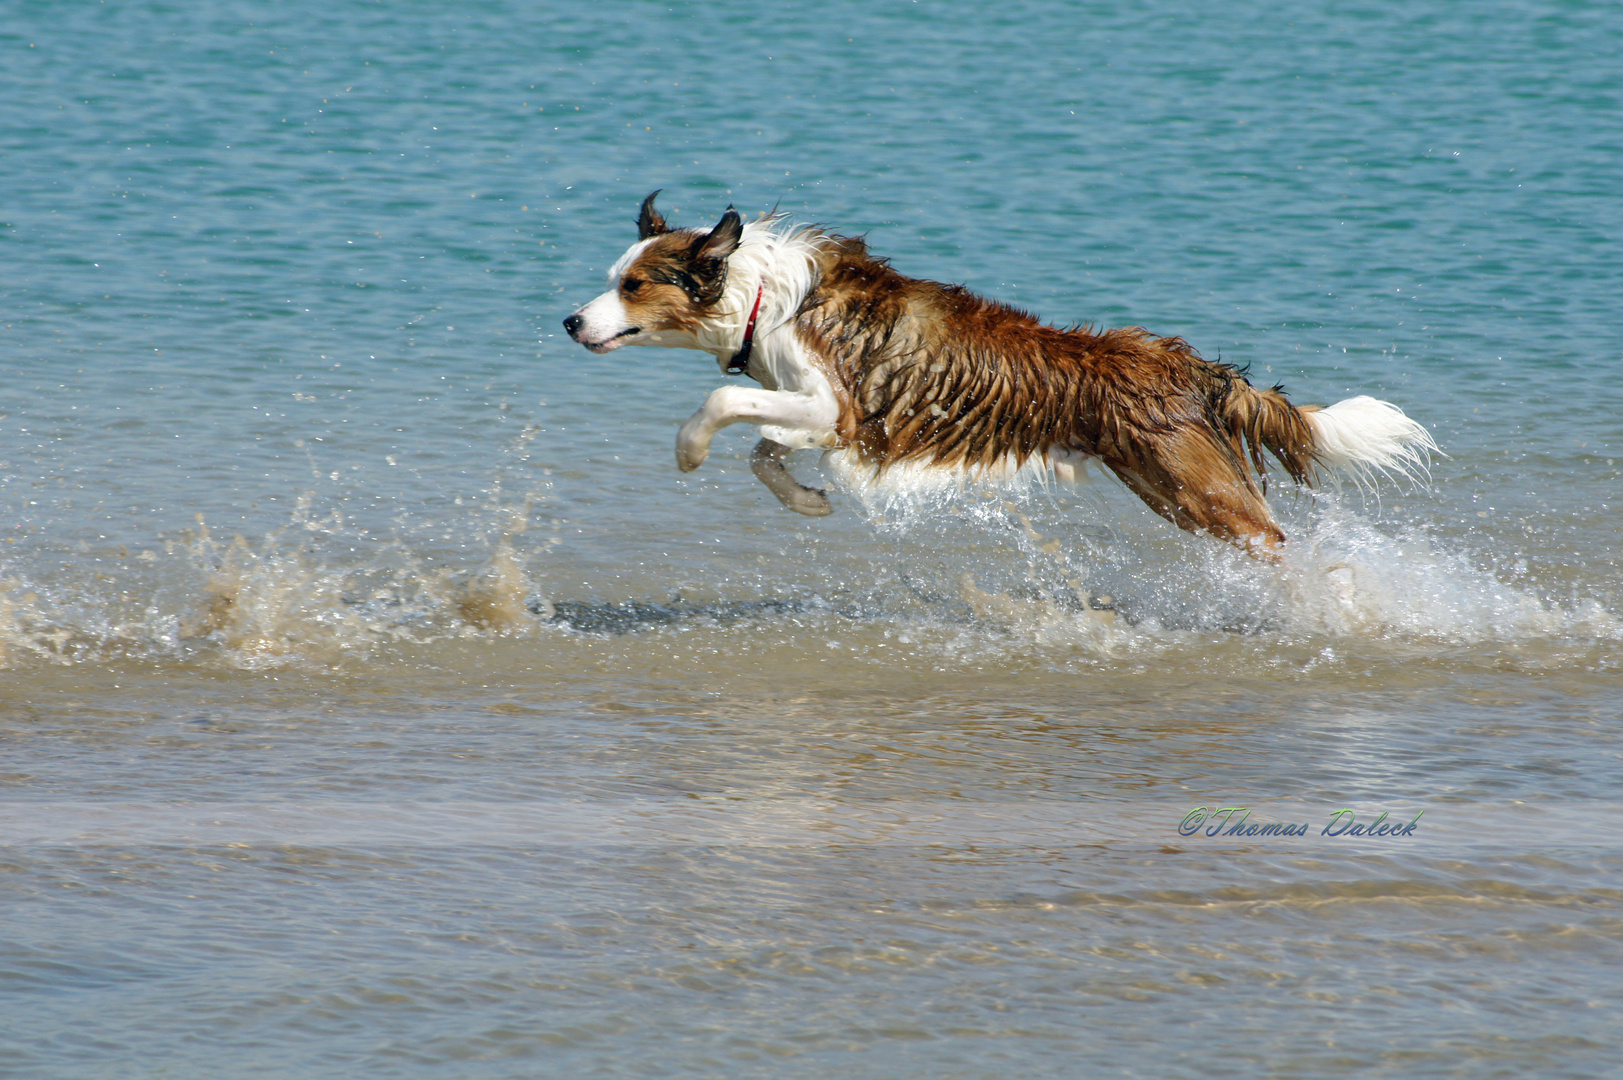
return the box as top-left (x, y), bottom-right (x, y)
top-left (780, 486), bottom-right (833, 517)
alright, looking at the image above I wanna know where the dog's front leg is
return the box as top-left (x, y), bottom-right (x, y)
top-left (750, 438), bottom-right (832, 516)
top-left (674, 385), bottom-right (836, 472)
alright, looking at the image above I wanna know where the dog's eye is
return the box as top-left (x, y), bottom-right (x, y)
top-left (621, 276), bottom-right (644, 294)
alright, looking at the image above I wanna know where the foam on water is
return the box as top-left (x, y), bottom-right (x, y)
top-left (0, 469), bottom-right (1616, 675)
top-left (835, 471), bottom-right (1621, 656)
top-left (0, 491), bottom-right (553, 671)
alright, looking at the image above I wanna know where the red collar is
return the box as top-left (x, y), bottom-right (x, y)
top-left (725, 283), bottom-right (765, 375)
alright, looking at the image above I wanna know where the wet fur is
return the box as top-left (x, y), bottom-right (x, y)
top-left (800, 234), bottom-right (1317, 547)
top-left (565, 194), bottom-right (1434, 554)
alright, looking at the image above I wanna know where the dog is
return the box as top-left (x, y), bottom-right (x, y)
top-left (564, 192), bottom-right (1436, 556)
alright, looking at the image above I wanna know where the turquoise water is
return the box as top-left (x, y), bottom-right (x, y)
top-left (2, 1), bottom-right (1621, 1076)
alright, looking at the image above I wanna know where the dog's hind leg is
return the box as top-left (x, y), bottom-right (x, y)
top-left (750, 438), bottom-right (833, 517)
top-left (1106, 429), bottom-right (1287, 558)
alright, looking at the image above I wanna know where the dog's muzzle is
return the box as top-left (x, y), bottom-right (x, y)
top-left (563, 312), bottom-right (641, 353)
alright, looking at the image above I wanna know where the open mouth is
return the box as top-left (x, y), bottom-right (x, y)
top-left (585, 326), bottom-right (641, 353)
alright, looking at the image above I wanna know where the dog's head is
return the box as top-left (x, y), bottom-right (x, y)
top-left (562, 191), bottom-right (743, 353)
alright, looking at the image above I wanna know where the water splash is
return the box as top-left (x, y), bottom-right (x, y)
top-left (457, 503), bottom-right (550, 630)
top-left (0, 447), bottom-right (1614, 673)
top-left (833, 468), bottom-right (1620, 652)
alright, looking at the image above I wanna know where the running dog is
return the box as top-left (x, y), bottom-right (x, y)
top-left (563, 193), bottom-right (1435, 555)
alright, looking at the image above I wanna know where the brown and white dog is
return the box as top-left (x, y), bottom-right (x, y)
top-left (564, 192), bottom-right (1436, 556)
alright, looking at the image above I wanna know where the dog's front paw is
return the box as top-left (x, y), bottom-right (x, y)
top-left (675, 422), bottom-right (710, 472)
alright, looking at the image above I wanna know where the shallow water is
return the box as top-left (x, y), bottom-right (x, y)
top-left (2, 1), bottom-right (1621, 1077)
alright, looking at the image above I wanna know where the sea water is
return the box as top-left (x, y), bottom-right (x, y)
top-left (2, 1), bottom-right (1620, 1077)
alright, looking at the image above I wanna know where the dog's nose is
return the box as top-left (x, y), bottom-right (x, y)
top-left (562, 313), bottom-right (583, 339)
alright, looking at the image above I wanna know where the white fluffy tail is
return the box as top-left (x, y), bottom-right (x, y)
top-left (1305, 395), bottom-right (1439, 485)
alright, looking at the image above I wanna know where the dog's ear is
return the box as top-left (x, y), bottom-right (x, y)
top-left (689, 206), bottom-right (743, 263)
top-left (674, 206), bottom-right (743, 306)
top-left (636, 190), bottom-right (669, 239)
